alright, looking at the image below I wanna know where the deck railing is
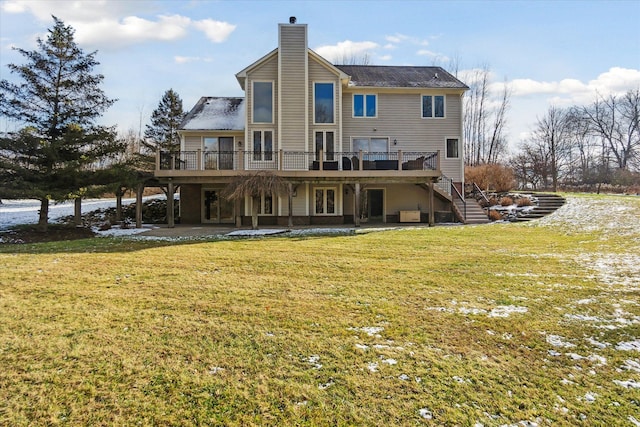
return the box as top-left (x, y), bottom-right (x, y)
top-left (157, 149), bottom-right (440, 172)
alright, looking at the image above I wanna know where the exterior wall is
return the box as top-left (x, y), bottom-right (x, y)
top-left (341, 90), bottom-right (464, 182)
top-left (246, 54), bottom-right (279, 147)
top-left (278, 24), bottom-right (307, 152)
top-left (180, 184), bottom-right (202, 224)
top-left (308, 58), bottom-right (341, 152)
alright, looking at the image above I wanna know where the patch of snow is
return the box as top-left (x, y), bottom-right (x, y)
top-left (630, 416), bottom-right (640, 427)
top-left (546, 334), bottom-right (576, 348)
top-left (305, 355), bottom-right (322, 370)
top-left (419, 408), bottom-right (433, 419)
top-left (586, 337), bottom-right (610, 349)
top-left (367, 362), bottom-right (379, 372)
top-left (583, 392), bottom-right (597, 403)
top-left (226, 229), bottom-right (290, 236)
top-left (208, 366), bottom-right (224, 374)
top-left (488, 305), bottom-right (528, 318)
top-left (398, 374), bottom-right (410, 381)
top-left (616, 340), bottom-right (640, 352)
top-left (620, 359), bottom-right (640, 373)
top-left (348, 326), bottom-right (384, 337)
top-left (613, 379), bottom-right (640, 389)
top-left (459, 307), bottom-right (488, 315)
top-left (355, 343), bottom-right (369, 350)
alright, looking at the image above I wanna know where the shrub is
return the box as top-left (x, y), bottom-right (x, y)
top-left (500, 196), bottom-right (514, 206)
top-left (465, 164), bottom-right (516, 193)
top-left (489, 210), bottom-right (503, 221)
top-left (488, 196), bottom-right (499, 206)
top-left (517, 197), bottom-right (533, 207)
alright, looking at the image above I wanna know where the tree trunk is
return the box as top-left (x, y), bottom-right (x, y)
top-left (135, 183), bottom-right (143, 228)
top-left (74, 197), bottom-right (82, 226)
top-left (37, 197), bottom-right (49, 232)
top-left (115, 186), bottom-right (124, 222)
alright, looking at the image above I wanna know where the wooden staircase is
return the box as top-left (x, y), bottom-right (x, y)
top-left (453, 198), bottom-right (490, 224)
top-left (512, 193), bottom-right (566, 222)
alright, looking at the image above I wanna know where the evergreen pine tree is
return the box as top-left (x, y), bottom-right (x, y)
top-left (143, 89), bottom-right (186, 153)
top-left (0, 17), bottom-right (124, 231)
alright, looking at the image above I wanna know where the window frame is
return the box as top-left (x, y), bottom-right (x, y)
top-left (252, 129), bottom-right (274, 162)
top-left (252, 80), bottom-right (274, 124)
top-left (313, 82), bottom-right (335, 125)
top-left (421, 94), bottom-right (445, 119)
top-left (314, 130), bottom-right (335, 161)
top-left (314, 187), bottom-right (337, 216)
top-left (352, 93), bottom-right (377, 118)
top-left (446, 137), bottom-right (460, 159)
top-left (259, 192), bottom-right (274, 216)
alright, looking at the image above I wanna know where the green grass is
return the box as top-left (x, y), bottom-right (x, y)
top-left (1, 195), bottom-right (639, 426)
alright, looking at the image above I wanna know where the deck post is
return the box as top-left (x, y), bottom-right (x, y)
top-left (287, 182), bottom-right (293, 228)
top-left (397, 150), bottom-right (403, 171)
top-left (135, 183), bottom-right (143, 228)
top-left (428, 180), bottom-right (435, 227)
top-left (354, 182), bottom-right (361, 227)
top-left (197, 149), bottom-right (202, 170)
top-left (167, 180), bottom-right (175, 228)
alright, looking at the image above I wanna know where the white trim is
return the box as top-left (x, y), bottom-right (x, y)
top-left (445, 136), bottom-right (460, 159)
top-left (313, 81), bottom-right (336, 125)
top-left (420, 94), bottom-right (446, 119)
top-left (352, 93), bottom-right (378, 118)
top-left (313, 186), bottom-right (338, 216)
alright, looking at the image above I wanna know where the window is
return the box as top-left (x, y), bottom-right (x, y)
top-left (314, 82), bottom-right (334, 124)
top-left (315, 188), bottom-right (336, 215)
top-left (260, 193), bottom-right (273, 215)
top-left (422, 95), bottom-right (445, 118)
top-left (352, 137), bottom-right (389, 161)
top-left (446, 138), bottom-right (459, 158)
top-left (253, 81), bottom-right (273, 123)
top-left (315, 131), bottom-right (335, 161)
top-left (253, 130), bottom-right (273, 161)
top-left (353, 94), bottom-right (377, 117)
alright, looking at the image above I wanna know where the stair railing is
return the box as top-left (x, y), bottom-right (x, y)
top-left (451, 181), bottom-right (466, 221)
top-left (472, 182), bottom-right (491, 220)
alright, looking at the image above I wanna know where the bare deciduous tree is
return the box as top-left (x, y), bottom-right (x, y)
top-left (221, 171), bottom-right (287, 229)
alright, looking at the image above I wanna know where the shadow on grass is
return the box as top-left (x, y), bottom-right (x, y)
top-left (0, 224), bottom-right (360, 255)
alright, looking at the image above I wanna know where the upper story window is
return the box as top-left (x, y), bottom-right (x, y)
top-left (422, 95), bottom-right (445, 118)
top-left (314, 82), bottom-right (334, 124)
top-left (353, 94), bottom-right (377, 118)
top-left (253, 81), bottom-right (273, 123)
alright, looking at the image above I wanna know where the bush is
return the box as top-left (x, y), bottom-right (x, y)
top-left (516, 197), bottom-right (533, 207)
top-left (465, 164), bottom-right (516, 193)
top-left (489, 210), bottom-right (503, 221)
top-left (500, 196), bottom-right (514, 206)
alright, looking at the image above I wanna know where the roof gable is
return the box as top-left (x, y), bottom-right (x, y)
top-left (334, 65), bottom-right (468, 89)
top-left (180, 97), bottom-right (245, 131)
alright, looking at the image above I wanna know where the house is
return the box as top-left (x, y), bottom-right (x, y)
top-left (155, 18), bottom-right (469, 227)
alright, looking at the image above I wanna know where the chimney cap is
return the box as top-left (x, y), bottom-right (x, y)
top-left (289, 16), bottom-right (297, 24)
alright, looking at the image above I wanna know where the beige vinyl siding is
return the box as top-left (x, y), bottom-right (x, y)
top-left (278, 25), bottom-right (307, 152)
top-left (184, 136), bottom-right (201, 151)
top-left (308, 59), bottom-right (341, 152)
top-left (341, 91), bottom-right (464, 181)
top-left (246, 55), bottom-right (278, 146)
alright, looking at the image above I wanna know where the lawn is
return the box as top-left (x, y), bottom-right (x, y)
top-left (0, 194), bottom-right (638, 426)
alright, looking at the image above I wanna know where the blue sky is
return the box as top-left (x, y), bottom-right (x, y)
top-left (1, 0), bottom-right (639, 152)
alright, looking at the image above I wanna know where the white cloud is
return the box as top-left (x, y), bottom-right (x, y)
top-left (174, 56), bottom-right (212, 64)
top-left (1, 1), bottom-right (236, 49)
top-left (505, 67), bottom-right (640, 105)
top-left (314, 40), bottom-right (379, 63)
top-left (378, 55), bottom-right (392, 61)
top-left (192, 19), bottom-right (236, 43)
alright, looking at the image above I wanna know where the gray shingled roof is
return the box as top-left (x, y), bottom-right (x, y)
top-left (180, 97), bottom-right (245, 130)
top-left (334, 65), bottom-right (468, 89)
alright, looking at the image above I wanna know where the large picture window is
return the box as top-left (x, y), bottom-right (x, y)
top-left (253, 130), bottom-right (273, 161)
top-left (422, 95), bottom-right (445, 118)
top-left (314, 82), bottom-right (334, 124)
top-left (353, 94), bottom-right (377, 117)
top-left (315, 188), bottom-right (336, 215)
top-left (253, 81), bottom-right (273, 123)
